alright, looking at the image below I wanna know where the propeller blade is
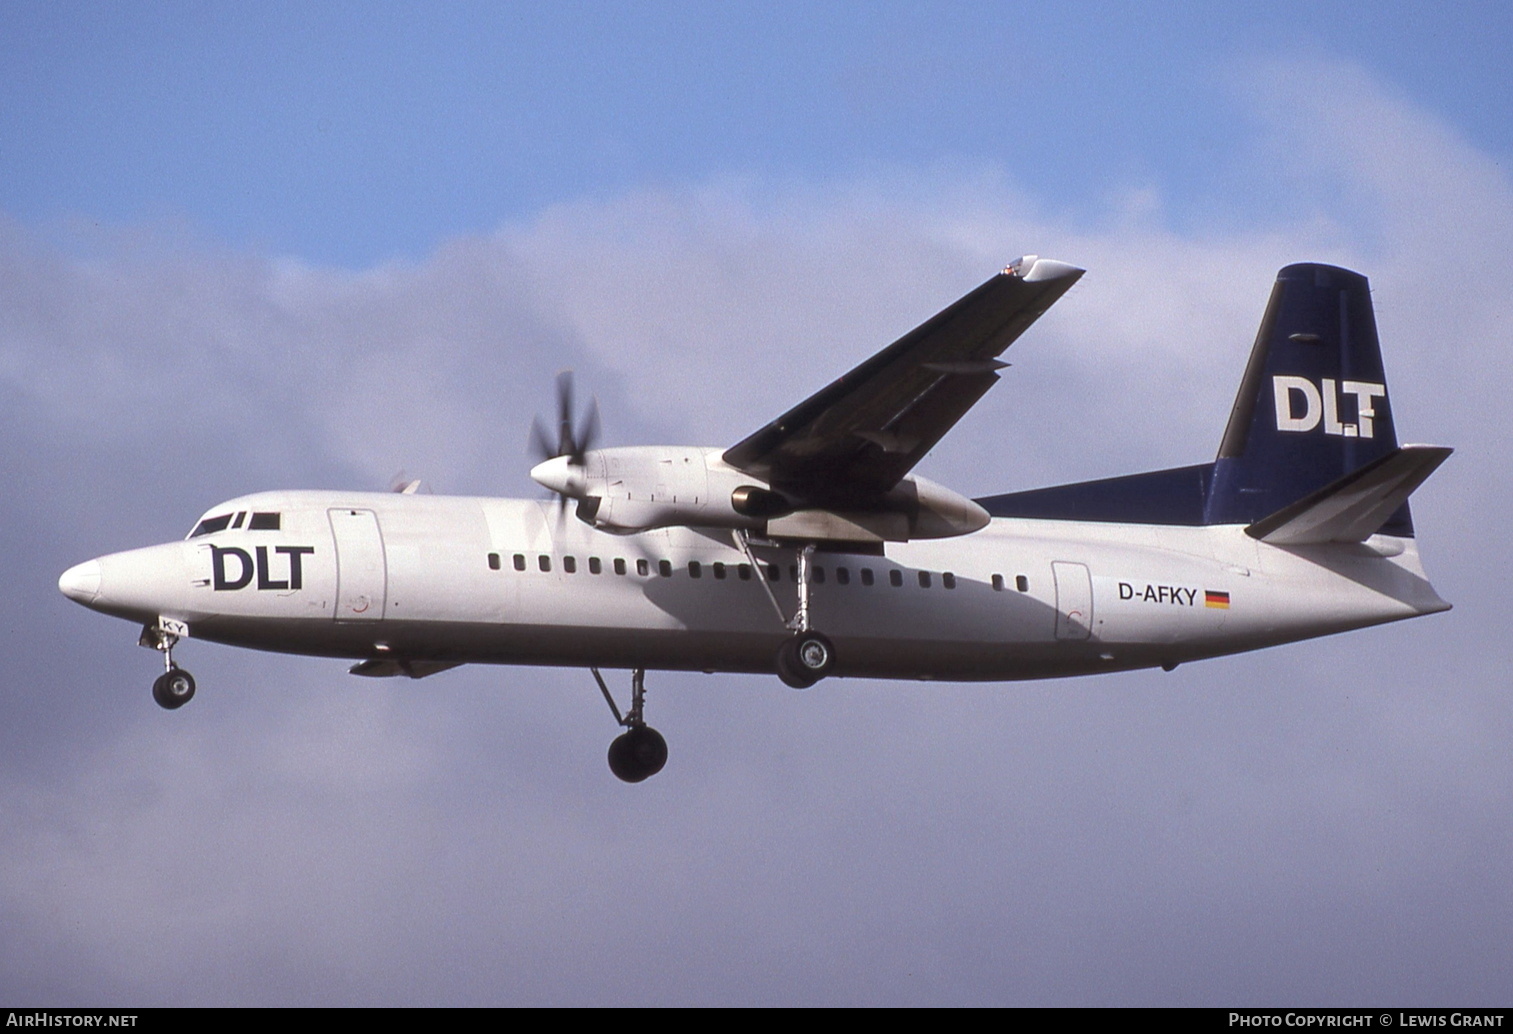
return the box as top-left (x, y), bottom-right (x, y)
top-left (529, 370), bottom-right (605, 500)
top-left (529, 416), bottom-right (556, 462)
top-left (556, 371), bottom-right (575, 458)
top-left (574, 396), bottom-right (601, 464)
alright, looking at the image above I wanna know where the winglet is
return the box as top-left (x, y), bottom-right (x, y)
top-left (1245, 445), bottom-right (1452, 545)
top-left (1006, 256), bottom-right (1085, 282)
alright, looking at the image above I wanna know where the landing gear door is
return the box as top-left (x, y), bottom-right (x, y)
top-left (1052, 561), bottom-right (1093, 641)
top-left (329, 508), bottom-right (386, 621)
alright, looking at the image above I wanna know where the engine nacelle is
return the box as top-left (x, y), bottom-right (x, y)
top-left (730, 485), bottom-right (794, 519)
top-left (531, 447), bottom-right (988, 541)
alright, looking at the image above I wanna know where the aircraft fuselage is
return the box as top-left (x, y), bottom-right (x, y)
top-left (59, 487), bottom-right (1448, 683)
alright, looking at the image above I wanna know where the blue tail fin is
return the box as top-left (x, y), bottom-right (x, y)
top-left (1204, 263), bottom-right (1411, 534)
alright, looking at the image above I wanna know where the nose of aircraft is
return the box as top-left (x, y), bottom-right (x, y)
top-left (58, 542), bottom-right (189, 621)
top-left (58, 559), bottom-right (103, 604)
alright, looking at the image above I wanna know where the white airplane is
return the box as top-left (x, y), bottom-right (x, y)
top-left (59, 257), bottom-right (1452, 782)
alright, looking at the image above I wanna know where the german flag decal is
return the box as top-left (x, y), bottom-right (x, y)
top-left (1205, 590), bottom-right (1230, 609)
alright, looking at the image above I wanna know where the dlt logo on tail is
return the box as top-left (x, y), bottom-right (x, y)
top-left (1273, 376), bottom-right (1386, 438)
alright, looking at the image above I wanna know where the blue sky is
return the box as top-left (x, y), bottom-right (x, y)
top-left (2, 1), bottom-right (1511, 1007)
top-left (6, 2), bottom-right (1511, 264)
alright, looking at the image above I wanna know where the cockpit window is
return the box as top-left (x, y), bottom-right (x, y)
top-left (189, 511), bottom-right (281, 537)
top-left (190, 514), bottom-right (233, 538)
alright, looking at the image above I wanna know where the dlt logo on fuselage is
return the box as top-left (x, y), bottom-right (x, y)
top-left (212, 545), bottom-right (315, 591)
top-left (1273, 376), bottom-right (1386, 438)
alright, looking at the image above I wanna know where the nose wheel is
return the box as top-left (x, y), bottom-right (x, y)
top-left (140, 620), bottom-right (196, 711)
top-left (592, 667), bottom-right (668, 783)
top-left (152, 667), bottom-right (196, 709)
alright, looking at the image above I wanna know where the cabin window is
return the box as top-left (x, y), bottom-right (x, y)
top-left (488, 553), bottom-right (501, 571)
top-left (860, 568), bottom-right (874, 587)
top-left (513, 554), bottom-right (527, 571)
top-left (713, 562), bottom-right (726, 580)
top-left (614, 558), bottom-right (627, 575)
top-left (918, 571), bottom-right (932, 588)
top-left (637, 558), bottom-right (649, 577)
top-left (836, 567), bottom-right (850, 585)
top-left (588, 556), bottom-right (602, 575)
top-left (737, 563), bottom-right (752, 581)
top-left (813, 566), bottom-right (825, 584)
top-left (658, 560), bottom-right (672, 578)
top-left (688, 561), bottom-right (702, 578)
top-left (248, 512), bottom-right (281, 531)
top-left (942, 572), bottom-right (956, 589)
top-left (538, 555), bottom-right (552, 573)
top-left (190, 514), bottom-right (233, 537)
top-left (889, 570), bottom-right (904, 587)
top-left (1017, 575), bottom-right (1030, 593)
top-left (992, 574), bottom-right (1005, 592)
top-left (766, 563), bottom-right (780, 582)
top-left (563, 556), bottom-right (577, 574)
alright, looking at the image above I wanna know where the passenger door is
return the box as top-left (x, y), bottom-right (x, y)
top-left (329, 508), bottom-right (387, 621)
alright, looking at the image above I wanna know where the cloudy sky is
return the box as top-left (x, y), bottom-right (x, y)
top-left (3, 1), bottom-right (1510, 1006)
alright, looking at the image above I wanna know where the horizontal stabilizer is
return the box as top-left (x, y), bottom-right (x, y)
top-left (1245, 445), bottom-right (1452, 545)
top-left (349, 659), bottom-right (462, 679)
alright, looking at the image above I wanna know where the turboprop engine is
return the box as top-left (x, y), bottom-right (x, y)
top-left (530, 446), bottom-right (989, 543)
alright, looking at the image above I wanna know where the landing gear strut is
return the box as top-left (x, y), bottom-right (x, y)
top-left (734, 534), bottom-right (838, 689)
top-left (593, 667), bottom-right (668, 783)
top-left (778, 544), bottom-right (836, 688)
top-left (140, 620), bottom-right (195, 710)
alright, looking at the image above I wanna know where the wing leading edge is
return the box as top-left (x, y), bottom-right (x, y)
top-left (722, 256), bottom-right (1083, 504)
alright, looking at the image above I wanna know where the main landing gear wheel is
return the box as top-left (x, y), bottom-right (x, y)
top-left (152, 667), bottom-right (196, 710)
top-left (776, 631), bottom-right (836, 689)
top-left (608, 726), bottom-right (668, 783)
top-left (592, 667), bottom-right (668, 784)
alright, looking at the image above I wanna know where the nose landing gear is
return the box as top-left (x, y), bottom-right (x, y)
top-left (152, 667), bottom-right (196, 710)
top-left (593, 667), bottom-right (668, 783)
top-left (140, 619), bottom-right (195, 710)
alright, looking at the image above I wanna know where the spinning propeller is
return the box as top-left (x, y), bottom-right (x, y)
top-left (530, 371), bottom-right (602, 522)
top-left (531, 370), bottom-right (600, 469)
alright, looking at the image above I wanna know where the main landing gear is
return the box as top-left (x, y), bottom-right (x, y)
top-left (736, 536), bottom-right (838, 689)
top-left (776, 630), bottom-right (835, 690)
top-left (778, 544), bottom-right (836, 688)
top-left (140, 620), bottom-right (196, 710)
top-left (593, 667), bottom-right (668, 783)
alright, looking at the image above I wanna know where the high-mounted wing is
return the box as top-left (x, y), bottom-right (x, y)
top-left (722, 256), bottom-right (1083, 503)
